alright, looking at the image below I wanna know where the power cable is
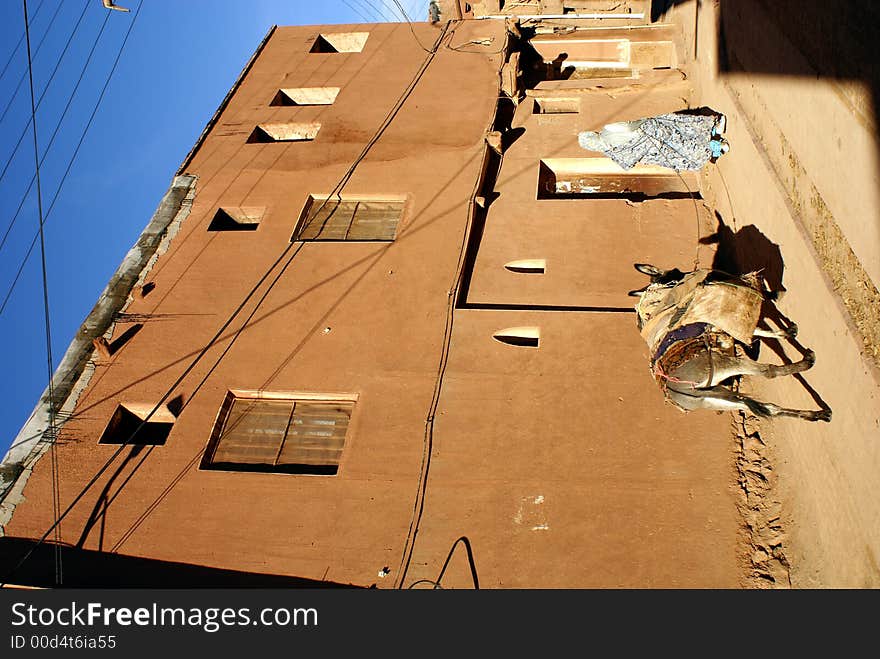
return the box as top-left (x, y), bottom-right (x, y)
top-left (404, 0), bottom-right (420, 22)
top-left (22, 0), bottom-right (61, 587)
top-left (377, 0), bottom-right (406, 21)
top-left (0, 5), bottom-right (134, 316)
top-left (380, 0), bottom-right (406, 20)
top-left (309, 21), bottom-right (451, 235)
top-left (0, 0), bottom-right (66, 123)
top-left (0, 0), bottom-right (44, 85)
top-left (0, 0), bottom-right (92, 193)
top-left (389, 0), bottom-right (431, 52)
top-left (395, 20), bottom-right (506, 588)
top-left (340, 0), bottom-right (374, 23)
top-left (349, 0), bottom-right (385, 23)
top-left (394, 145), bottom-right (482, 587)
top-left (393, 0), bottom-right (419, 21)
top-left (715, 163), bottom-right (739, 232)
top-left (1, 11), bottom-right (392, 452)
top-left (416, 0), bottom-right (432, 22)
top-left (636, 125), bottom-right (705, 270)
top-left (0, 238), bottom-right (302, 587)
top-left (405, 536), bottom-right (479, 589)
top-left (1, 17), bottom-right (454, 587)
top-left (675, 169), bottom-right (703, 271)
top-left (360, 0), bottom-right (395, 22)
top-left (0, 8), bottom-right (113, 258)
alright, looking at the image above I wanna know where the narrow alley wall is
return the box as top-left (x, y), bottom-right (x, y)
top-left (663, 0), bottom-right (880, 587)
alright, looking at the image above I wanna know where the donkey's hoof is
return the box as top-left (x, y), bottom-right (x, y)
top-left (814, 408), bottom-right (832, 423)
top-left (786, 323), bottom-right (799, 339)
top-left (803, 349), bottom-right (816, 367)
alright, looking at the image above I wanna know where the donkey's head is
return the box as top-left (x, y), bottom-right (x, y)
top-left (628, 263), bottom-right (689, 297)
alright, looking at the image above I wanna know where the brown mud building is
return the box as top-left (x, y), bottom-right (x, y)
top-left (2, 1), bottom-right (879, 589)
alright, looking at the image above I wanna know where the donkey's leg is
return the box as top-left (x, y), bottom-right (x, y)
top-left (713, 347), bottom-right (816, 381)
top-left (667, 384), bottom-right (832, 422)
top-left (753, 322), bottom-right (798, 340)
top-left (673, 348), bottom-right (816, 388)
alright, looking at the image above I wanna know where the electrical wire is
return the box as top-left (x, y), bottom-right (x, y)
top-left (0, 237), bottom-right (305, 587)
top-left (402, 0), bottom-right (419, 23)
top-left (340, 0), bottom-right (374, 24)
top-left (636, 126), bottom-right (707, 270)
top-left (349, 0), bottom-right (386, 23)
top-left (0, 0), bottom-right (66, 124)
top-left (390, 0), bottom-right (414, 20)
top-left (309, 21), bottom-right (451, 236)
top-left (0, 6), bottom-right (133, 316)
top-left (377, 0), bottom-right (406, 21)
top-left (405, 536), bottom-right (479, 589)
top-left (1, 17), bottom-right (454, 588)
top-left (0, 0), bottom-right (44, 85)
top-left (2, 27), bottom-right (354, 440)
top-left (675, 169), bottom-right (703, 271)
top-left (55, 26), bottom-right (448, 550)
top-left (22, 0), bottom-right (61, 587)
top-left (0, 0), bottom-right (92, 193)
top-left (393, 144), bottom-right (484, 588)
top-left (0, 8), bottom-right (113, 259)
top-left (389, 0), bottom-right (431, 52)
top-left (359, 0), bottom-right (394, 22)
top-left (715, 163), bottom-right (738, 232)
top-left (409, 0), bottom-right (427, 22)
top-left (395, 20), bottom-right (508, 589)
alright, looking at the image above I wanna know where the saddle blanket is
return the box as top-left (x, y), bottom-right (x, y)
top-left (637, 270), bottom-right (763, 354)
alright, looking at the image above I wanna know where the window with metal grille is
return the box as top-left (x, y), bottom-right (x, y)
top-left (293, 196), bottom-right (404, 241)
top-left (201, 393), bottom-right (354, 475)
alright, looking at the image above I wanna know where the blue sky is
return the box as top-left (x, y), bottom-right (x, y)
top-left (0, 0), bottom-right (427, 457)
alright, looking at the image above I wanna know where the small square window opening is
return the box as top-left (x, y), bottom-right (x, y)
top-left (271, 87), bottom-right (340, 106)
top-left (99, 403), bottom-right (176, 445)
top-left (310, 32), bottom-right (369, 53)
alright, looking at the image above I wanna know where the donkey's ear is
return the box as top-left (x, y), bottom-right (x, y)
top-left (634, 263), bottom-right (663, 276)
top-left (628, 288), bottom-right (647, 297)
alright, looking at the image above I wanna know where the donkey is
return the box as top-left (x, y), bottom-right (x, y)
top-left (630, 263), bottom-right (831, 422)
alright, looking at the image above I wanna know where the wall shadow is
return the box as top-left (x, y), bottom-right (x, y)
top-left (75, 444), bottom-right (150, 551)
top-left (654, 0), bottom-right (880, 168)
top-left (716, 0), bottom-right (880, 177)
top-left (718, 0), bottom-right (880, 82)
top-left (519, 37), bottom-right (575, 89)
top-left (651, 0), bottom-right (691, 23)
top-left (0, 537), bottom-right (357, 588)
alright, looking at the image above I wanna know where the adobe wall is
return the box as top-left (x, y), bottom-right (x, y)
top-left (0, 20), bottom-right (509, 588)
top-left (1, 16), bottom-right (750, 589)
top-left (403, 20), bottom-right (746, 588)
top-left (663, 0), bottom-right (880, 587)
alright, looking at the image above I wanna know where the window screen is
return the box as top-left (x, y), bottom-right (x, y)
top-left (203, 395), bottom-right (354, 475)
top-left (295, 197), bottom-right (404, 241)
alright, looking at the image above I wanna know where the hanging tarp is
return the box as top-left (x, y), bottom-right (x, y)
top-left (578, 111), bottom-right (727, 171)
